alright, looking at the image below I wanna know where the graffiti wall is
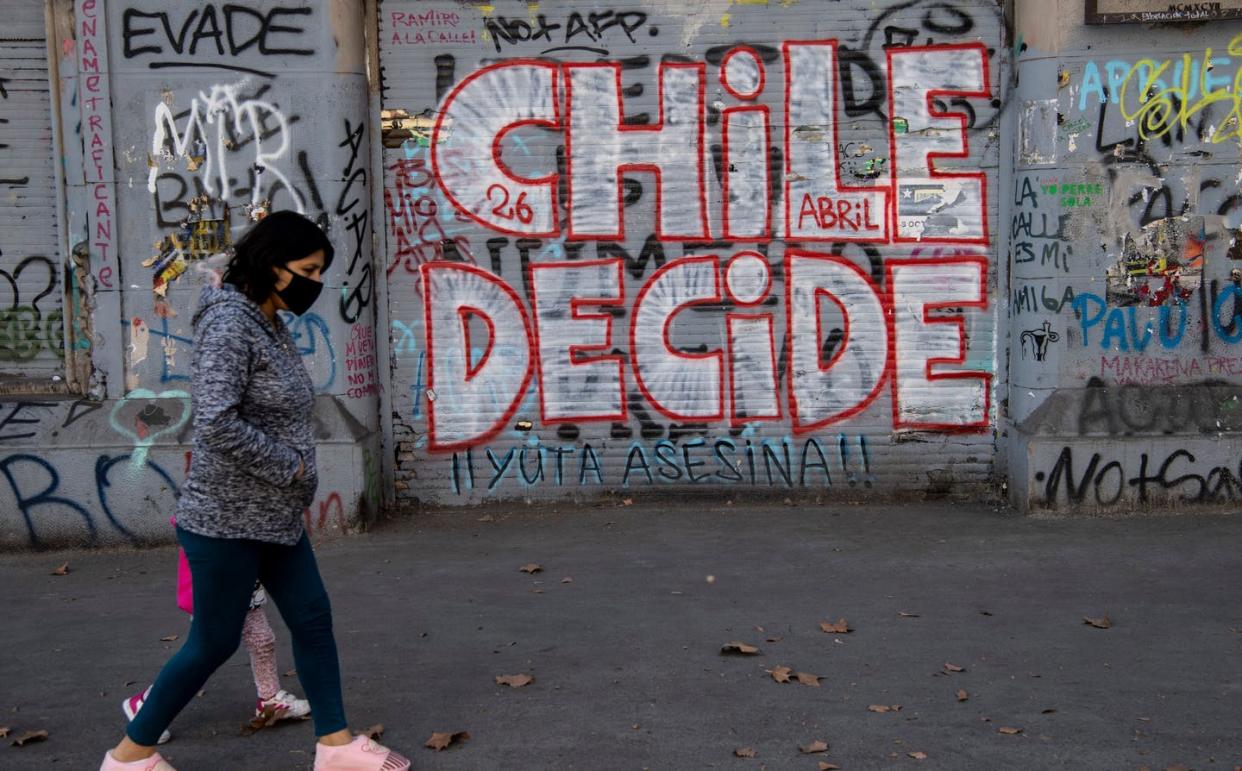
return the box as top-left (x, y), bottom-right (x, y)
top-left (379, 0), bottom-right (1009, 503)
top-left (6, 0), bottom-right (1241, 542)
top-left (0, 0), bottom-right (382, 548)
top-left (1012, 3), bottom-right (1242, 510)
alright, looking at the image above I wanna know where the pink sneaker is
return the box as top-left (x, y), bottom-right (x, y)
top-left (121, 687), bottom-right (171, 745)
top-left (98, 750), bottom-right (177, 770)
top-left (314, 735), bottom-right (411, 771)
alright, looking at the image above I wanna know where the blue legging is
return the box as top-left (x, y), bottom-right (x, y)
top-left (127, 527), bottom-right (347, 745)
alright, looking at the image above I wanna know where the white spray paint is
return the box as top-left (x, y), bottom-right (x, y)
top-left (530, 260), bottom-right (625, 421)
top-left (146, 82), bottom-right (305, 213)
top-left (890, 46), bottom-right (989, 242)
top-left (433, 63), bottom-right (559, 235)
top-left (567, 63), bottom-right (708, 239)
top-left (787, 252), bottom-right (888, 429)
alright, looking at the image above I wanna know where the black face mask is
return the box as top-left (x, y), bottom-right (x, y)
top-left (276, 270), bottom-right (323, 316)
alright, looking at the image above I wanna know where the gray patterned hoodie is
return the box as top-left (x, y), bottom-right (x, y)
top-left (174, 283), bottom-right (318, 545)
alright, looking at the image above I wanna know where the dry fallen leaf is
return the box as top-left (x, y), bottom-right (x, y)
top-left (1083, 614), bottom-right (1112, 629)
top-left (363, 724), bottom-right (385, 740)
top-left (424, 731), bottom-right (470, 751)
top-left (956, 689), bottom-right (969, 702)
top-left (0, 727), bottom-right (7, 738)
top-left (495, 674), bottom-right (534, 688)
top-left (868, 704), bottom-right (902, 713)
top-left (621, 498), bottom-right (633, 506)
top-left (898, 612), bottom-right (920, 618)
top-left (734, 747), bottom-right (756, 758)
top-left (1041, 708), bottom-right (1056, 714)
top-left (720, 642), bottom-right (761, 656)
top-left (820, 618), bottom-right (851, 634)
top-left (766, 665), bottom-right (793, 683)
top-left (477, 515), bottom-right (495, 523)
top-left (998, 726), bottom-right (1023, 735)
top-left (160, 634), bottom-right (179, 642)
top-left (519, 563), bottom-right (543, 574)
top-left (819, 764), bottom-right (841, 771)
top-left (10, 729), bottom-right (48, 747)
top-left (50, 562), bottom-right (69, 576)
top-left (799, 740), bottom-right (829, 754)
top-left (909, 751), bottom-right (928, 760)
top-left (561, 577), bottom-right (573, 584)
top-left (944, 663), bottom-right (966, 673)
top-left (796, 672), bottom-right (822, 687)
top-left (242, 705), bottom-right (284, 735)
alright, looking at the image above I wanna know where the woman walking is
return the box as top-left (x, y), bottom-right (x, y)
top-left (101, 211), bottom-right (409, 771)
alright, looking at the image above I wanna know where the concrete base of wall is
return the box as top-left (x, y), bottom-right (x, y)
top-left (1011, 428), bottom-right (1242, 514)
top-left (0, 395), bottom-right (382, 549)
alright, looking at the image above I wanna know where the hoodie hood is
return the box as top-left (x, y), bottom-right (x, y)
top-left (193, 282), bottom-right (279, 340)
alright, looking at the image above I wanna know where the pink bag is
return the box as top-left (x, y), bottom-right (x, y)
top-left (171, 516), bottom-right (193, 615)
top-left (176, 547), bottom-right (193, 615)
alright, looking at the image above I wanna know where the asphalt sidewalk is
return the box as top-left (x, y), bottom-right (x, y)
top-left (1, 502), bottom-right (1240, 770)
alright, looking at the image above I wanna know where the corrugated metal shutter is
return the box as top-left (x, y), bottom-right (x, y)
top-left (0, 2), bottom-right (62, 378)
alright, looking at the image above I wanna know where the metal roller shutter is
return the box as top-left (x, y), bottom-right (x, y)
top-left (0, 2), bottom-right (62, 381)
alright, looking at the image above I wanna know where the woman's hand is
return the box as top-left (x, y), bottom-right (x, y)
top-left (294, 459), bottom-right (305, 481)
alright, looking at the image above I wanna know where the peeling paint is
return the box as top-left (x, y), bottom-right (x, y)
top-left (1019, 99), bottom-right (1058, 166)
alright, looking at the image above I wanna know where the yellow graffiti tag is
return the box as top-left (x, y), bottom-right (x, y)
top-left (1119, 32), bottom-right (1242, 143)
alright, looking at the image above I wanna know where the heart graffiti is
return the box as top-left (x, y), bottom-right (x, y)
top-left (108, 389), bottom-right (191, 473)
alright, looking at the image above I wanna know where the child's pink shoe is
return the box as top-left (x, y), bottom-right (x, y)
top-left (313, 735), bottom-right (410, 771)
top-left (98, 750), bottom-right (177, 770)
top-left (121, 687), bottom-right (171, 745)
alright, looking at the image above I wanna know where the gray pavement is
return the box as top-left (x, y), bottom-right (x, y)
top-left (1, 501), bottom-right (1241, 770)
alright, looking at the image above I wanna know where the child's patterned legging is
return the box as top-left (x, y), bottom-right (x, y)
top-left (241, 607), bottom-right (281, 701)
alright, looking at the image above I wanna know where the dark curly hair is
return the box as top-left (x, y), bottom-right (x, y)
top-left (222, 210), bottom-right (334, 304)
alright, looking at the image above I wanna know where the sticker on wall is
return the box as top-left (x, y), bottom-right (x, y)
top-left (895, 179), bottom-right (982, 241)
top-left (1019, 320), bottom-right (1059, 362)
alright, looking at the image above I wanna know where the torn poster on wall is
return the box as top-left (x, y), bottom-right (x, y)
top-left (1106, 215), bottom-right (1206, 307)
